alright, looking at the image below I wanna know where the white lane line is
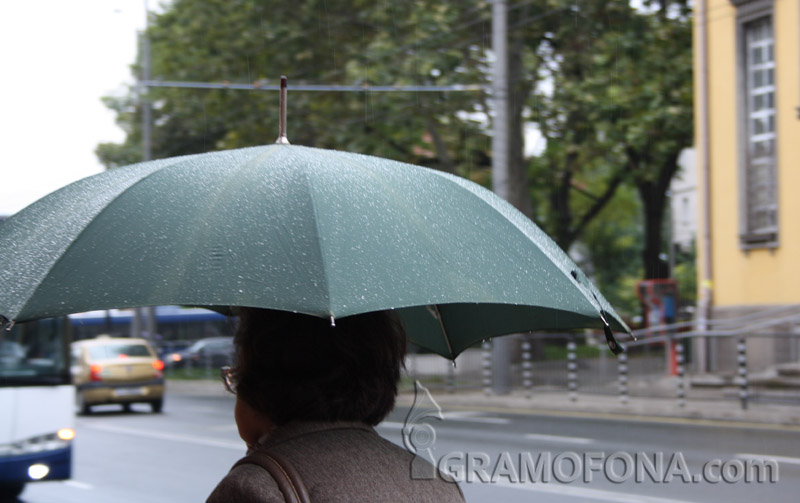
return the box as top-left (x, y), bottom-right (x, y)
top-left (206, 423), bottom-right (239, 432)
top-left (379, 412), bottom-right (509, 428)
top-left (377, 421), bottom-right (405, 429)
top-left (441, 411), bottom-right (510, 425)
top-left (524, 433), bottom-right (594, 445)
top-left (736, 453), bottom-right (800, 465)
top-left (494, 479), bottom-right (697, 503)
top-left (84, 422), bottom-right (244, 451)
top-left (62, 480), bottom-right (93, 490)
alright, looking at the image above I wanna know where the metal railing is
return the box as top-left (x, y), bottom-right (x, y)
top-left (402, 311), bottom-right (800, 410)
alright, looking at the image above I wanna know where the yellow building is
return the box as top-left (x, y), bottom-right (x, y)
top-left (695, 0), bottom-right (800, 371)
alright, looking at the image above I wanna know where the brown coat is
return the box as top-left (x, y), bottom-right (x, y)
top-left (206, 421), bottom-right (465, 503)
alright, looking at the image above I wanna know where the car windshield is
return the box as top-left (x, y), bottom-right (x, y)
top-left (88, 343), bottom-right (152, 359)
top-left (186, 340), bottom-right (208, 352)
top-left (0, 318), bottom-right (70, 386)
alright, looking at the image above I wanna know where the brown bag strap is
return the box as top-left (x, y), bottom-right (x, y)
top-left (233, 449), bottom-right (311, 503)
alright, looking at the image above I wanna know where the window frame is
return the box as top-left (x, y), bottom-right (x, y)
top-left (732, 0), bottom-right (779, 249)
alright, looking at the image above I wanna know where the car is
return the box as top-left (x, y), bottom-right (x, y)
top-left (166, 336), bottom-right (234, 369)
top-left (70, 336), bottom-right (165, 414)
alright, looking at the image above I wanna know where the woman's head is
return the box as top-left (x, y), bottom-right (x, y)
top-left (232, 308), bottom-right (407, 426)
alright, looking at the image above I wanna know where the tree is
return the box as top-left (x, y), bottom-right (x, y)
top-left (623, 3), bottom-right (694, 279)
top-left (528, 0), bottom-right (693, 280)
top-left (97, 0), bottom-right (493, 181)
top-left (529, 1), bottom-right (640, 251)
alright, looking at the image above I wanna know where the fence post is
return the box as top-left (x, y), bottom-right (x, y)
top-left (676, 339), bottom-right (686, 407)
top-left (618, 352), bottom-right (628, 404)
top-left (737, 337), bottom-right (748, 410)
top-left (567, 337), bottom-right (578, 402)
top-left (521, 337), bottom-right (533, 398)
top-left (482, 340), bottom-right (493, 396)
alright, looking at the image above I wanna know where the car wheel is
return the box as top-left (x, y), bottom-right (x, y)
top-left (76, 392), bottom-right (91, 416)
top-left (150, 398), bottom-right (163, 413)
top-left (0, 482), bottom-right (25, 502)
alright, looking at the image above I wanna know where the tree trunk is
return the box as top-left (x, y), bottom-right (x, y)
top-left (639, 181), bottom-right (669, 279)
top-left (637, 153), bottom-right (681, 279)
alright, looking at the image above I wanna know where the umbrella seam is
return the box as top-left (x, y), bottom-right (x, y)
top-left (431, 304), bottom-right (456, 360)
top-left (297, 151), bottom-right (333, 318)
top-left (422, 168), bottom-right (629, 334)
top-left (316, 148), bottom-right (614, 328)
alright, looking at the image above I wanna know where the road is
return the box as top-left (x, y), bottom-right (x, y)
top-left (18, 390), bottom-right (800, 503)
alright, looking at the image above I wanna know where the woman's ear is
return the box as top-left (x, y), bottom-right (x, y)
top-left (234, 396), bottom-right (275, 449)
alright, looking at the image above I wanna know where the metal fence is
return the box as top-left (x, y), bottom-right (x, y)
top-left (402, 307), bottom-right (800, 410)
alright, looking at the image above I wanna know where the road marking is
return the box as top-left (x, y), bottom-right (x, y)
top-left (378, 412), bottom-right (509, 429)
top-left (377, 421), bottom-right (405, 429)
top-left (441, 411), bottom-right (510, 424)
top-left (493, 479), bottom-right (697, 503)
top-left (524, 433), bottom-right (594, 445)
top-left (206, 423), bottom-right (239, 432)
top-left (62, 480), bottom-right (93, 490)
top-left (736, 453), bottom-right (800, 465)
top-left (84, 422), bottom-right (244, 451)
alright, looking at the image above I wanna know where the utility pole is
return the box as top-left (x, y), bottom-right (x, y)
top-left (131, 0), bottom-right (158, 341)
top-left (490, 0), bottom-right (512, 395)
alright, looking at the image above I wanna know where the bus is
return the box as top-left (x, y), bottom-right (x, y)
top-left (68, 306), bottom-right (233, 356)
top-left (0, 317), bottom-right (75, 500)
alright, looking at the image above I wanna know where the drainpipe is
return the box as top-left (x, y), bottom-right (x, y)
top-left (696, 0), bottom-right (712, 373)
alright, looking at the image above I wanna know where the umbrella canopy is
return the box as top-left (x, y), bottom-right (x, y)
top-left (0, 144), bottom-right (628, 358)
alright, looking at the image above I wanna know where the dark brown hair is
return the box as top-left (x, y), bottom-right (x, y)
top-left (233, 308), bottom-right (406, 426)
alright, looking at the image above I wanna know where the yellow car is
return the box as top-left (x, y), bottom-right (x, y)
top-left (70, 336), bottom-right (165, 414)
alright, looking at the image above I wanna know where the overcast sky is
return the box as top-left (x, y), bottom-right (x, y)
top-left (0, 0), bottom-right (144, 216)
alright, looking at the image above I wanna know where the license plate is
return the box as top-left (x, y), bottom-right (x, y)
top-left (115, 387), bottom-right (144, 397)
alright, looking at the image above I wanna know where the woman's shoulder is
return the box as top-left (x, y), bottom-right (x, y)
top-left (206, 463), bottom-right (284, 503)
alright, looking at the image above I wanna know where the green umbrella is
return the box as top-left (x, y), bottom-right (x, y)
top-left (0, 144), bottom-right (628, 358)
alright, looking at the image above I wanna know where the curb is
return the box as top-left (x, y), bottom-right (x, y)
top-left (396, 390), bottom-right (800, 429)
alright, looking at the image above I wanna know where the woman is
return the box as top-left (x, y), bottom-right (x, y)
top-left (207, 308), bottom-right (464, 503)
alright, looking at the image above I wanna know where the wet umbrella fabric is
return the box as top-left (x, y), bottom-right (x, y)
top-left (0, 145), bottom-right (628, 358)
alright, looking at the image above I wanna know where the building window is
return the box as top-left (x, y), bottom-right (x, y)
top-left (742, 16), bottom-right (777, 243)
top-left (734, 0), bottom-right (778, 248)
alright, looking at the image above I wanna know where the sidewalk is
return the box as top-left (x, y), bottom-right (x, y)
top-left (165, 379), bottom-right (800, 428)
top-left (396, 388), bottom-right (800, 428)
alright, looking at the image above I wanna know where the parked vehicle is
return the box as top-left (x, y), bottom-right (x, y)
top-left (70, 336), bottom-right (165, 414)
top-left (166, 337), bottom-right (234, 369)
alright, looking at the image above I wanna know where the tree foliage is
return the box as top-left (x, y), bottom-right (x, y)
top-left (528, 0), bottom-right (693, 282)
top-left (97, 0), bottom-right (492, 179)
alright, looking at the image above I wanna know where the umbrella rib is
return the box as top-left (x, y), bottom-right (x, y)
top-left (297, 158), bottom-right (333, 318)
top-left (423, 168), bottom-right (629, 333)
top-left (431, 304), bottom-right (456, 361)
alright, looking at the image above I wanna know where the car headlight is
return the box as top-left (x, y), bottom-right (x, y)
top-left (0, 429), bottom-right (74, 456)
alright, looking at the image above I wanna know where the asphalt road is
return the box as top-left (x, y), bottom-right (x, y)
top-left (18, 391), bottom-right (800, 503)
